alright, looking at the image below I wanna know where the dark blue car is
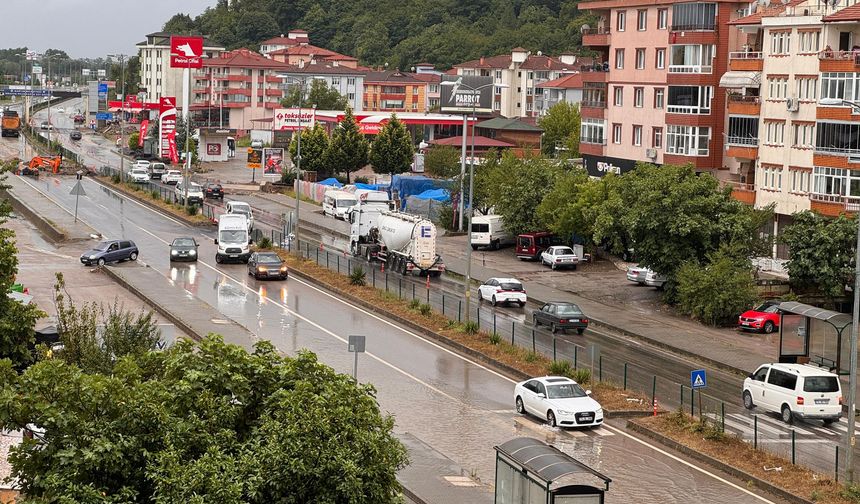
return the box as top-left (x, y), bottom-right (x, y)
top-left (80, 239), bottom-right (139, 266)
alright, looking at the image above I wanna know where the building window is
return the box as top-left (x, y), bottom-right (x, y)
top-left (633, 125), bottom-right (643, 146)
top-left (657, 8), bottom-right (668, 29)
top-left (792, 123), bottom-right (814, 148)
top-left (617, 11), bottom-right (626, 32)
top-left (666, 125), bottom-right (710, 156)
top-left (654, 88), bottom-right (665, 108)
top-left (615, 49), bottom-right (625, 69)
top-left (613, 123), bottom-right (622, 144)
top-left (816, 121), bottom-right (860, 154)
top-left (637, 10), bottom-right (647, 31)
top-left (348, 92), bottom-right (355, 101)
top-left (332, 77), bottom-right (340, 86)
top-left (653, 127), bottom-right (663, 148)
top-left (727, 116), bottom-right (759, 145)
top-left (820, 72), bottom-right (860, 101)
top-left (813, 166), bottom-right (847, 195)
top-left (798, 31), bottom-right (820, 53)
top-left (613, 86), bottom-right (623, 106)
top-left (669, 44), bottom-right (715, 73)
top-left (413, 86), bottom-right (419, 95)
top-left (667, 86), bottom-right (713, 114)
top-left (761, 165), bottom-right (783, 191)
top-left (495, 70), bottom-right (502, 80)
top-left (634, 87), bottom-right (644, 107)
top-left (656, 48), bottom-right (666, 69)
top-left (671, 2), bottom-right (716, 31)
top-left (636, 49), bottom-right (646, 69)
top-left (768, 77), bottom-right (789, 99)
top-left (581, 118), bottom-right (606, 144)
top-left (770, 31), bottom-right (791, 55)
top-left (347, 77), bottom-right (356, 86)
top-left (790, 169), bottom-right (811, 193)
top-left (796, 77), bottom-right (817, 100)
top-left (765, 121), bottom-right (786, 146)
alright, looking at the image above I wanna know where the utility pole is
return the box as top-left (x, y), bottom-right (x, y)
top-left (109, 54), bottom-right (128, 181)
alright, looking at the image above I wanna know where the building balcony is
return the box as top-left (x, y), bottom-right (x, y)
top-left (819, 50), bottom-right (860, 72)
top-left (816, 104), bottom-right (860, 123)
top-left (728, 52), bottom-right (763, 72)
top-left (724, 181), bottom-right (756, 205)
top-left (581, 100), bottom-right (606, 119)
top-left (582, 27), bottom-right (610, 47)
top-left (810, 193), bottom-right (860, 216)
top-left (380, 93), bottom-right (406, 100)
top-left (727, 94), bottom-right (761, 116)
top-left (580, 70), bottom-right (608, 84)
top-left (668, 65), bottom-right (713, 75)
top-left (725, 139), bottom-right (758, 160)
top-left (579, 142), bottom-right (605, 156)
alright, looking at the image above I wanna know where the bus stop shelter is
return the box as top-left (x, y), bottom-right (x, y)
top-left (778, 302), bottom-right (853, 375)
top-left (494, 437), bottom-right (611, 504)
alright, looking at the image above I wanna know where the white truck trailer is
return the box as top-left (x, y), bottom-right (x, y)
top-left (350, 210), bottom-right (445, 276)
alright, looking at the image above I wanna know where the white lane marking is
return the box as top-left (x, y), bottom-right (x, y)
top-left (593, 427), bottom-right (614, 436)
top-left (602, 423), bottom-right (778, 503)
top-left (22, 246), bottom-right (74, 260)
top-left (754, 413), bottom-right (816, 436)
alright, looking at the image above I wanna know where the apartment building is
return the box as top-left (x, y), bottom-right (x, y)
top-left (259, 30), bottom-right (310, 57)
top-left (579, 0), bottom-right (747, 177)
top-left (192, 49), bottom-right (291, 132)
top-left (363, 70), bottom-right (427, 113)
top-left (452, 49), bottom-right (583, 117)
top-left (278, 61), bottom-right (365, 112)
top-left (137, 32), bottom-right (225, 108)
top-left (534, 73), bottom-right (583, 116)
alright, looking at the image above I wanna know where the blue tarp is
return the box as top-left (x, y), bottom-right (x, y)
top-left (413, 188), bottom-right (450, 202)
top-left (389, 175), bottom-right (451, 209)
top-left (354, 183), bottom-right (382, 191)
top-left (318, 178), bottom-right (343, 188)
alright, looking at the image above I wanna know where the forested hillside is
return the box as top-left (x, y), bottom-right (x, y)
top-left (162, 0), bottom-right (595, 69)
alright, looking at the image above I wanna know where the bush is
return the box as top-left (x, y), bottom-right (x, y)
top-left (675, 247), bottom-right (758, 326)
top-left (257, 237), bottom-right (272, 250)
top-left (354, 176), bottom-right (370, 184)
top-left (185, 205), bottom-right (198, 216)
top-left (349, 266), bottom-right (367, 286)
top-left (111, 174), bottom-right (121, 184)
top-left (547, 360), bottom-right (573, 377)
top-left (571, 368), bottom-right (591, 385)
top-left (408, 299), bottom-right (420, 310)
top-left (280, 171), bottom-right (297, 186)
top-left (524, 351), bottom-right (540, 363)
top-left (488, 333), bottom-right (502, 345)
top-left (418, 303), bottom-right (432, 316)
top-left (461, 320), bottom-right (479, 334)
top-left (437, 204), bottom-right (456, 231)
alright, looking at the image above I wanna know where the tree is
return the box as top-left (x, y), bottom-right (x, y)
top-left (675, 245), bottom-right (758, 327)
top-left (174, 115), bottom-right (199, 166)
top-left (325, 107), bottom-right (368, 183)
top-left (536, 166), bottom-right (591, 240)
top-left (281, 79), bottom-right (348, 111)
top-left (288, 123), bottom-right (331, 177)
top-left (128, 132), bottom-right (140, 152)
top-left (538, 102), bottom-right (581, 158)
top-left (424, 145), bottom-right (461, 178)
top-left (162, 13), bottom-right (197, 34)
top-left (0, 160), bottom-right (45, 370)
top-left (486, 154), bottom-right (558, 235)
top-left (780, 211), bottom-right (856, 299)
top-left (0, 336), bottom-right (408, 503)
top-left (370, 114), bottom-right (414, 175)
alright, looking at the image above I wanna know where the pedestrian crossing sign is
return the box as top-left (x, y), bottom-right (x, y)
top-left (691, 369), bottom-right (707, 389)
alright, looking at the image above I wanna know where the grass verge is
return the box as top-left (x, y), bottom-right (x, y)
top-left (96, 176), bottom-right (211, 225)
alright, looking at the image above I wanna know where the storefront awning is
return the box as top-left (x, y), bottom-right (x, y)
top-left (719, 71), bottom-right (761, 88)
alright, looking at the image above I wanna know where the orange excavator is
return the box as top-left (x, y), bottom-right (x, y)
top-left (17, 156), bottom-right (62, 176)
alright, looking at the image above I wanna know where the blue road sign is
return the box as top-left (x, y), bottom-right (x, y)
top-left (0, 87), bottom-right (52, 97)
top-left (691, 369), bottom-right (707, 389)
top-left (96, 112), bottom-right (113, 120)
top-left (98, 83), bottom-right (108, 93)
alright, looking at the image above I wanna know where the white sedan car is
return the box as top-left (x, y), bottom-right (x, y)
top-left (128, 168), bottom-right (150, 183)
top-left (540, 246), bottom-right (579, 270)
top-left (478, 277), bottom-right (527, 307)
top-left (626, 265), bottom-right (667, 288)
top-left (514, 376), bottom-right (603, 428)
top-left (162, 170), bottom-right (183, 185)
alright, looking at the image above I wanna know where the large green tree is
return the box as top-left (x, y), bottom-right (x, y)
top-left (675, 244), bottom-right (758, 326)
top-left (0, 160), bottom-right (45, 370)
top-left (288, 123), bottom-right (331, 177)
top-left (486, 154), bottom-right (558, 235)
top-left (281, 79), bottom-right (348, 111)
top-left (325, 107), bottom-right (368, 183)
top-left (780, 211), bottom-right (856, 299)
top-left (424, 145), bottom-right (461, 179)
top-left (538, 102), bottom-right (581, 158)
top-left (0, 336), bottom-right (408, 503)
top-left (370, 114), bottom-right (414, 175)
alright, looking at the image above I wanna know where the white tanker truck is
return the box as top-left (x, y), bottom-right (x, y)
top-left (349, 210), bottom-right (445, 276)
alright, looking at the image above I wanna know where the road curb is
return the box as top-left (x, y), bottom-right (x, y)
top-left (626, 421), bottom-right (814, 504)
top-left (90, 176), bottom-right (214, 228)
top-left (1, 186), bottom-right (67, 242)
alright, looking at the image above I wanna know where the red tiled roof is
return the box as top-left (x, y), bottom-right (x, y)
top-left (728, 0), bottom-right (805, 25)
top-left (535, 73), bottom-right (583, 89)
top-left (269, 44), bottom-right (340, 57)
top-left (283, 62), bottom-right (366, 75)
top-left (411, 73), bottom-right (441, 83)
top-left (431, 135), bottom-right (515, 148)
top-left (204, 49), bottom-right (292, 69)
top-left (454, 54), bottom-right (512, 69)
top-left (261, 36), bottom-right (307, 46)
top-left (823, 3), bottom-right (860, 22)
top-left (364, 70), bottom-right (425, 84)
top-left (324, 54), bottom-right (357, 61)
top-left (520, 55), bottom-right (573, 71)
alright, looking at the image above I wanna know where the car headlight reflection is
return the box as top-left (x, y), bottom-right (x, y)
top-left (171, 250), bottom-right (178, 255)
top-left (89, 255), bottom-right (97, 260)
top-left (558, 410), bottom-right (575, 415)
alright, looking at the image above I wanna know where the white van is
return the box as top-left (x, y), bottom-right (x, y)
top-left (471, 215), bottom-right (514, 250)
top-left (214, 213), bottom-right (251, 263)
top-left (226, 201), bottom-right (254, 231)
top-left (743, 363), bottom-right (843, 424)
top-left (323, 190), bottom-right (358, 220)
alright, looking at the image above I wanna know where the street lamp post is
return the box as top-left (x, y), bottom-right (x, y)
top-left (108, 54), bottom-right (127, 182)
top-left (440, 80), bottom-right (506, 323)
top-left (819, 96), bottom-right (860, 481)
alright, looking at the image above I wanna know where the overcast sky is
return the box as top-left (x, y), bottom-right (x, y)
top-left (0, 0), bottom-right (215, 58)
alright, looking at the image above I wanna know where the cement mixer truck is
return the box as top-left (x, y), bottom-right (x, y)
top-left (350, 210), bottom-right (445, 276)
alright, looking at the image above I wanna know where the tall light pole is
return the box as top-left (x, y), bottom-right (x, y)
top-left (440, 80), bottom-right (506, 323)
top-left (108, 54), bottom-right (127, 182)
top-left (820, 96), bottom-right (860, 481)
top-left (276, 75), bottom-right (312, 253)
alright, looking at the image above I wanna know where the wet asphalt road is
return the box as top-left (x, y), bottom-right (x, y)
top-left (7, 170), bottom-right (791, 504)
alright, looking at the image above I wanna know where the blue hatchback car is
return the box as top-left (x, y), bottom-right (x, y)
top-left (80, 239), bottom-right (139, 266)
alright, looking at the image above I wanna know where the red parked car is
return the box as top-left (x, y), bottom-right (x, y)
top-left (516, 232), bottom-right (560, 260)
top-left (738, 301), bottom-right (781, 334)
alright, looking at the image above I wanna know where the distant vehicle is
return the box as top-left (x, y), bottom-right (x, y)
top-left (514, 376), bottom-right (603, 428)
top-left (471, 214), bottom-right (514, 251)
top-left (626, 265), bottom-right (650, 284)
top-left (516, 232), bottom-right (559, 260)
top-left (69, 130), bottom-right (82, 141)
top-left (169, 237), bottom-right (199, 262)
top-left (203, 182), bottom-right (224, 200)
top-left (134, 159), bottom-right (151, 171)
top-left (214, 213), bottom-right (251, 263)
top-left (128, 168), bottom-right (150, 183)
top-left (175, 181), bottom-right (204, 205)
top-left (55, 107), bottom-right (64, 113)
top-left (73, 114), bottom-right (85, 124)
top-left (743, 363), bottom-right (842, 425)
top-left (149, 162), bottom-right (167, 179)
top-left (350, 210), bottom-right (445, 276)
top-left (80, 239), bottom-right (138, 266)
top-left (247, 251), bottom-right (288, 280)
top-left (39, 121), bottom-right (52, 130)
top-left (250, 139), bottom-right (263, 148)
top-left (1, 109), bottom-right (21, 137)
top-left (225, 201), bottom-right (254, 231)
top-left (478, 277), bottom-right (526, 307)
top-left (533, 301), bottom-right (588, 334)
top-left (162, 170), bottom-right (182, 185)
top-left (739, 301), bottom-right (782, 334)
top-left (644, 270), bottom-right (667, 288)
top-left (322, 190), bottom-right (357, 219)
top-left (540, 245), bottom-right (579, 270)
